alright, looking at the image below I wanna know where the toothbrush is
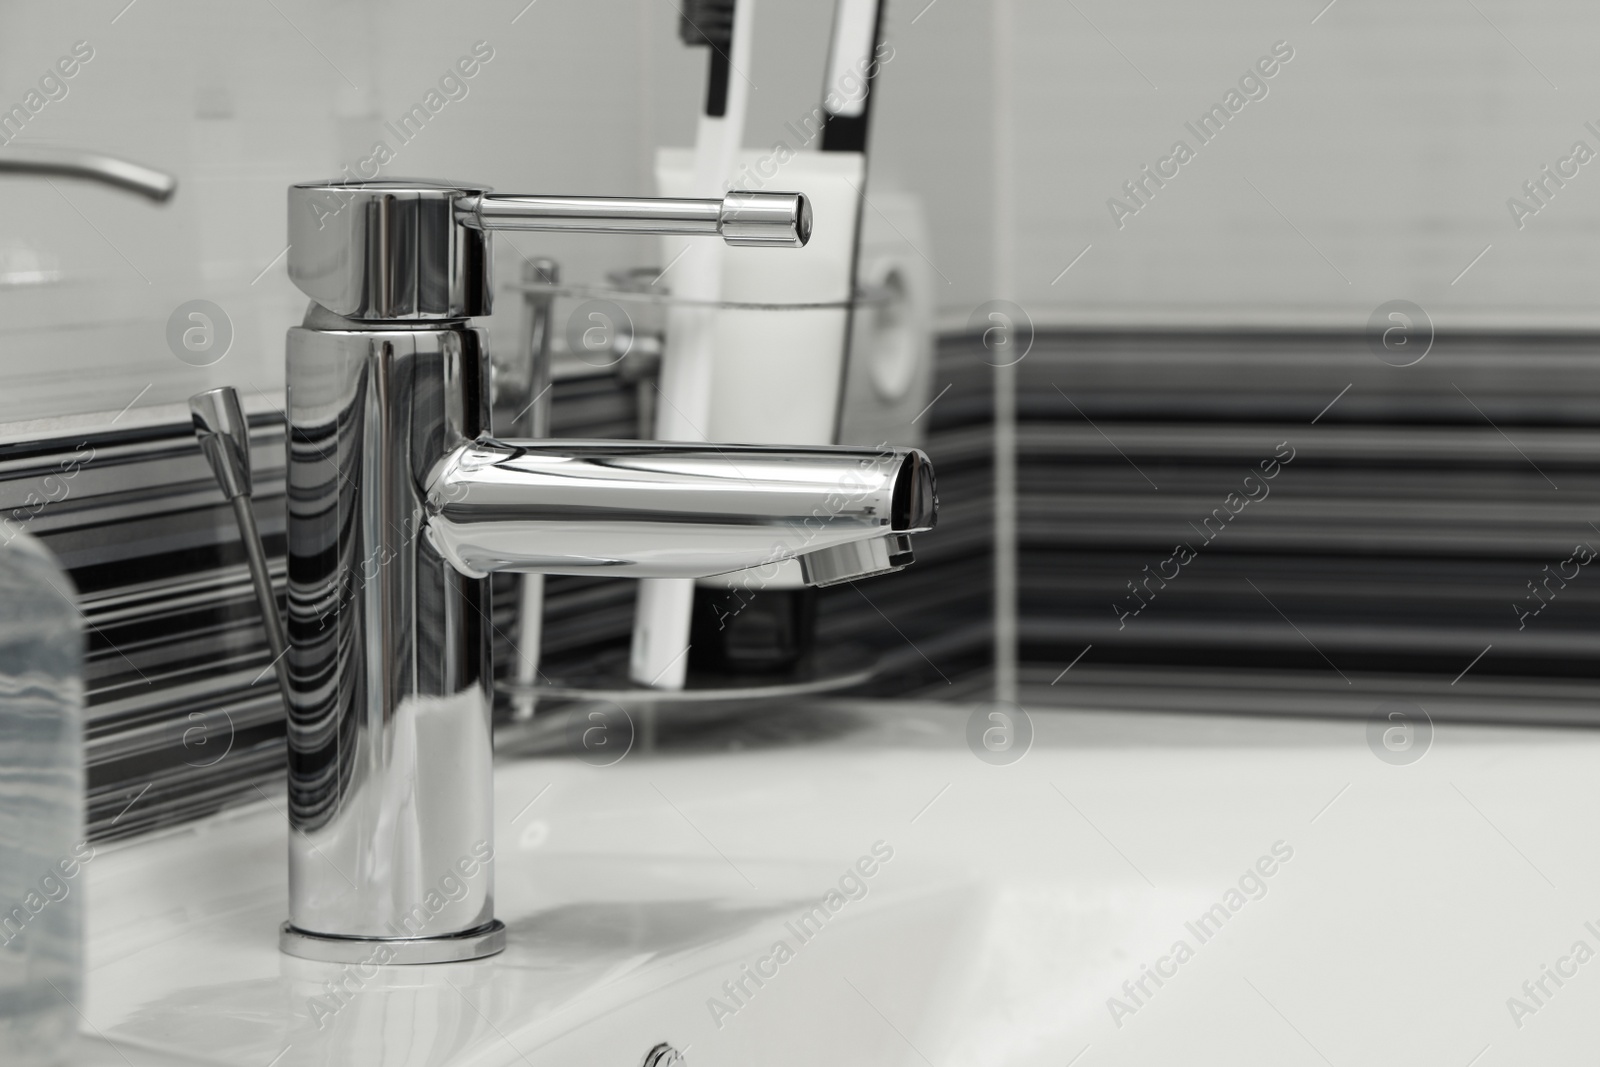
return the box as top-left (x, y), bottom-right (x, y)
top-left (820, 0), bottom-right (887, 156)
top-left (629, 0), bottom-right (755, 690)
top-left (820, 0), bottom-right (888, 438)
top-left (675, 0), bottom-right (892, 677)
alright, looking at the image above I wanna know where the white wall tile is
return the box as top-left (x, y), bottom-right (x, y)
top-left (3, 0), bottom-right (1586, 423)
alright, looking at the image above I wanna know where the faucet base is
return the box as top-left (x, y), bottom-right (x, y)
top-left (279, 921), bottom-right (506, 966)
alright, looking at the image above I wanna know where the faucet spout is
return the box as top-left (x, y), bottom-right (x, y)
top-left (422, 439), bottom-right (935, 581)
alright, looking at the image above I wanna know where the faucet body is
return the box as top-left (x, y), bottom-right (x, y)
top-left (285, 310), bottom-right (499, 958)
top-left (278, 181), bottom-right (934, 964)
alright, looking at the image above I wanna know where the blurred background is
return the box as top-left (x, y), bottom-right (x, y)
top-left (1, 0), bottom-right (1597, 840)
top-left (10, 0), bottom-right (1600, 406)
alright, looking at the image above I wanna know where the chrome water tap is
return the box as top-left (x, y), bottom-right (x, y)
top-left (278, 180), bottom-right (936, 964)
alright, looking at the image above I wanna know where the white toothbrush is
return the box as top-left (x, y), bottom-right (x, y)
top-left (629, 0), bottom-right (755, 690)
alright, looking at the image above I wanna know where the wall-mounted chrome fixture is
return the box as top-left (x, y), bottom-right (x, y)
top-left (188, 387), bottom-right (290, 706)
top-left (0, 145), bottom-right (175, 200)
top-left (273, 179), bottom-right (934, 964)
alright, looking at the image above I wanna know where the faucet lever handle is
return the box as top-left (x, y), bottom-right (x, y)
top-left (458, 190), bottom-right (810, 247)
top-left (286, 180), bottom-right (807, 321)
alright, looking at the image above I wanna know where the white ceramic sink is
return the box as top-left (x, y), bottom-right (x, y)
top-left (73, 700), bottom-right (1600, 1065)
